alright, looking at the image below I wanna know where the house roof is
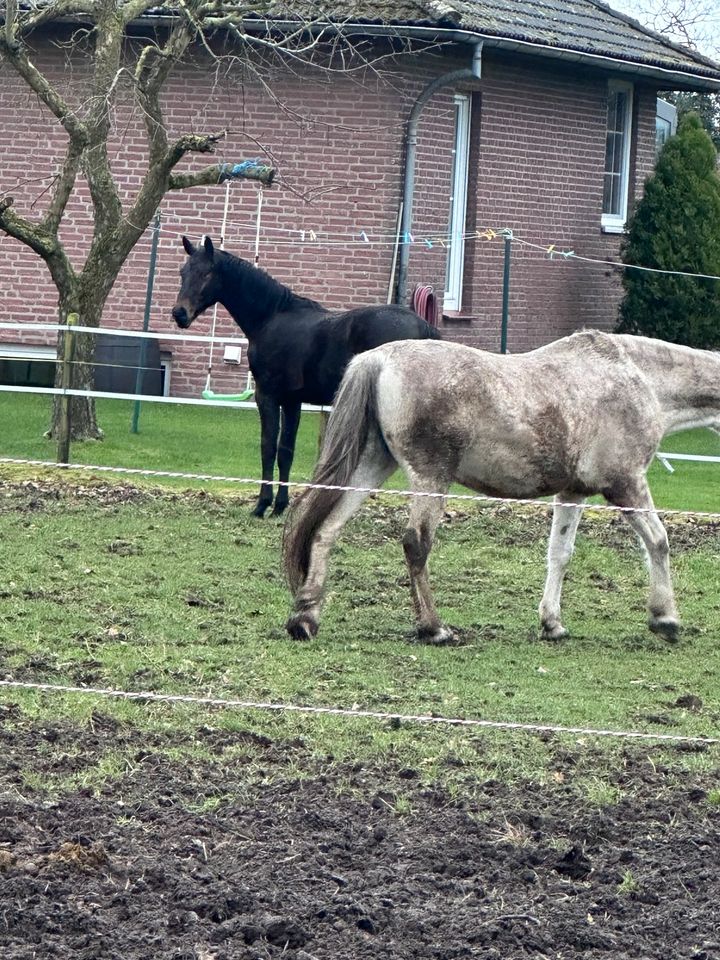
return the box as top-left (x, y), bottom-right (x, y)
top-left (250, 0), bottom-right (720, 90)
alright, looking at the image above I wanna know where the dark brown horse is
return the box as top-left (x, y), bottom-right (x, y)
top-left (172, 236), bottom-right (441, 516)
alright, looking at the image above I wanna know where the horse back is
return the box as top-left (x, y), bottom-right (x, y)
top-left (250, 304), bottom-right (439, 405)
top-left (370, 337), bottom-right (662, 499)
top-left (342, 304), bottom-right (441, 351)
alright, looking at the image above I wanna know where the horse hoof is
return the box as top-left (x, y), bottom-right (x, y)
top-left (271, 503), bottom-right (288, 517)
top-left (252, 502), bottom-right (271, 518)
top-left (416, 625), bottom-right (456, 646)
top-left (286, 613), bottom-right (318, 641)
top-left (541, 622), bottom-right (568, 641)
top-left (649, 617), bottom-right (680, 642)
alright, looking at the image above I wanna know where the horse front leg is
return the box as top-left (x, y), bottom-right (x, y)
top-left (272, 401), bottom-right (302, 517)
top-left (253, 390), bottom-right (281, 518)
top-left (402, 480), bottom-right (453, 645)
top-left (608, 477), bottom-right (679, 640)
top-left (539, 493), bottom-right (585, 640)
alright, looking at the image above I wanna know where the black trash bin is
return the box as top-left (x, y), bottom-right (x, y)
top-left (94, 335), bottom-right (163, 396)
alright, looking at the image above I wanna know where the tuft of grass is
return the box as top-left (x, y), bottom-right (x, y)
top-left (617, 869), bottom-right (640, 895)
top-left (580, 778), bottom-right (623, 808)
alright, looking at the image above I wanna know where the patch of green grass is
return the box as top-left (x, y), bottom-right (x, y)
top-left (617, 869), bottom-right (640, 895)
top-left (581, 777), bottom-right (622, 807)
top-left (0, 480), bottom-right (718, 802)
top-left (1, 393), bottom-right (718, 510)
top-left (1, 393), bottom-right (718, 799)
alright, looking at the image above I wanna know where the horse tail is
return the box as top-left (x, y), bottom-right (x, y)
top-left (283, 352), bottom-right (387, 594)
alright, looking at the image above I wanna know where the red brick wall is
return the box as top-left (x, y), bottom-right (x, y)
top-left (0, 36), bottom-right (660, 395)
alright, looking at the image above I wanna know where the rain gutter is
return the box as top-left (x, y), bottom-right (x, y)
top-left (395, 38), bottom-right (483, 306)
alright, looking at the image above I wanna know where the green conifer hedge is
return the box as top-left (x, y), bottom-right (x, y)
top-left (616, 113), bottom-right (720, 347)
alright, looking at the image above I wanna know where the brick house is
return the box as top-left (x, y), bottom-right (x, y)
top-left (1, 0), bottom-right (720, 398)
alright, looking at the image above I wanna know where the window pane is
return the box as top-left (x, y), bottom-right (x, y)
top-left (655, 116), bottom-right (671, 155)
top-left (603, 173), bottom-right (613, 212)
top-left (444, 95), bottom-right (470, 310)
top-left (603, 85), bottom-right (631, 219)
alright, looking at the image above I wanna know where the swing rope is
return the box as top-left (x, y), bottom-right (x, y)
top-left (202, 184), bottom-right (264, 403)
top-left (204, 179), bottom-right (232, 394)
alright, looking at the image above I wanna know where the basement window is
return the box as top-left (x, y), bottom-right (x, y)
top-left (0, 344), bottom-right (56, 388)
top-left (602, 81), bottom-right (634, 233)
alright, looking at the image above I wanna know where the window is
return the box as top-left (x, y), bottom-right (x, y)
top-left (655, 98), bottom-right (677, 156)
top-left (444, 94), bottom-right (471, 312)
top-left (0, 344), bottom-right (56, 387)
top-left (160, 351), bottom-right (172, 396)
top-left (602, 81), bottom-right (634, 232)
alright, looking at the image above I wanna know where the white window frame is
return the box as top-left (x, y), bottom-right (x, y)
top-left (444, 94), bottom-right (471, 312)
top-left (0, 343), bottom-right (56, 361)
top-left (602, 80), bottom-right (634, 234)
top-left (159, 351), bottom-right (172, 396)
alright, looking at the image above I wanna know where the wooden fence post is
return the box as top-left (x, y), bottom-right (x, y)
top-left (57, 312), bottom-right (78, 464)
top-left (317, 409), bottom-right (330, 456)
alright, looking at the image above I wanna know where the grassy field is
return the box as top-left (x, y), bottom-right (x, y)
top-left (2, 393), bottom-right (720, 509)
top-left (0, 394), bottom-right (719, 798)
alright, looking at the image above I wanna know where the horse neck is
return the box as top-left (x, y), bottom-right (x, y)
top-left (216, 255), bottom-right (295, 337)
top-left (623, 336), bottom-right (720, 433)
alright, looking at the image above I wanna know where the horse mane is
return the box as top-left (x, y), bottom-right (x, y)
top-left (218, 250), bottom-right (324, 314)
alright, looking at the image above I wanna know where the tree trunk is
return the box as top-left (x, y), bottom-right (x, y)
top-left (48, 292), bottom-right (103, 441)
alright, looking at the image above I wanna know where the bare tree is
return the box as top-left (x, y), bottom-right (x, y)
top-left (613, 0), bottom-right (720, 146)
top-left (0, 1), bottom-right (376, 439)
top-left (612, 0), bottom-right (720, 57)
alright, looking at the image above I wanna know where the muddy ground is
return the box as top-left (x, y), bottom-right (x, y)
top-left (2, 712), bottom-right (720, 960)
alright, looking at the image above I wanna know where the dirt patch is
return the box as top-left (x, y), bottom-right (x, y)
top-left (2, 718), bottom-right (720, 960)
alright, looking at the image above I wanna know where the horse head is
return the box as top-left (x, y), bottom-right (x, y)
top-left (172, 235), bottom-right (222, 328)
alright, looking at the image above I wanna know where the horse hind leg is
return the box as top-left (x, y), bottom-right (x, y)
top-left (253, 390), bottom-right (280, 518)
top-left (272, 402), bottom-right (301, 517)
top-left (286, 447), bottom-right (396, 640)
top-left (539, 493), bottom-right (585, 640)
top-left (403, 478), bottom-right (453, 645)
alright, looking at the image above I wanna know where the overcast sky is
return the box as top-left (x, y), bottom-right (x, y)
top-left (604, 0), bottom-right (720, 58)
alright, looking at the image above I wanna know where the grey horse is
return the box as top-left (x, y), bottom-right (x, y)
top-left (284, 331), bottom-right (719, 644)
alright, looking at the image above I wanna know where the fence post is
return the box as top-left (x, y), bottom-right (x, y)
top-left (500, 233), bottom-right (511, 354)
top-left (57, 312), bottom-right (78, 464)
top-left (132, 211), bottom-right (161, 434)
top-left (317, 409), bottom-right (331, 455)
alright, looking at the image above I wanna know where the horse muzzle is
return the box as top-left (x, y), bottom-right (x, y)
top-left (172, 305), bottom-right (192, 328)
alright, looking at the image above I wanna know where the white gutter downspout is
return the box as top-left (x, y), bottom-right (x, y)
top-left (395, 40), bottom-right (482, 306)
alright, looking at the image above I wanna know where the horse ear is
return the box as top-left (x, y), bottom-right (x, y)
top-left (203, 236), bottom-right (215, 259)
top-left (182, 235), bottom-right (196, 256)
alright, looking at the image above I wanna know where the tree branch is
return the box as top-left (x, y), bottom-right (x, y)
top-left (0, 196), bottom-right (55, 258)
top-left (15, 0), bottom-right (96, 37)
top-left (0, 36), bottom-right (88, 144)
top-left (169, 159), bottom-right (276, 190)
top-left (43, 138), bottom-right (85, 234)
top-left (134, 15), bottom-right (197, 167)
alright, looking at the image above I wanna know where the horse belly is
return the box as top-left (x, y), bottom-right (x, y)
top-left (456, 443), bottom-right (579, 500)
